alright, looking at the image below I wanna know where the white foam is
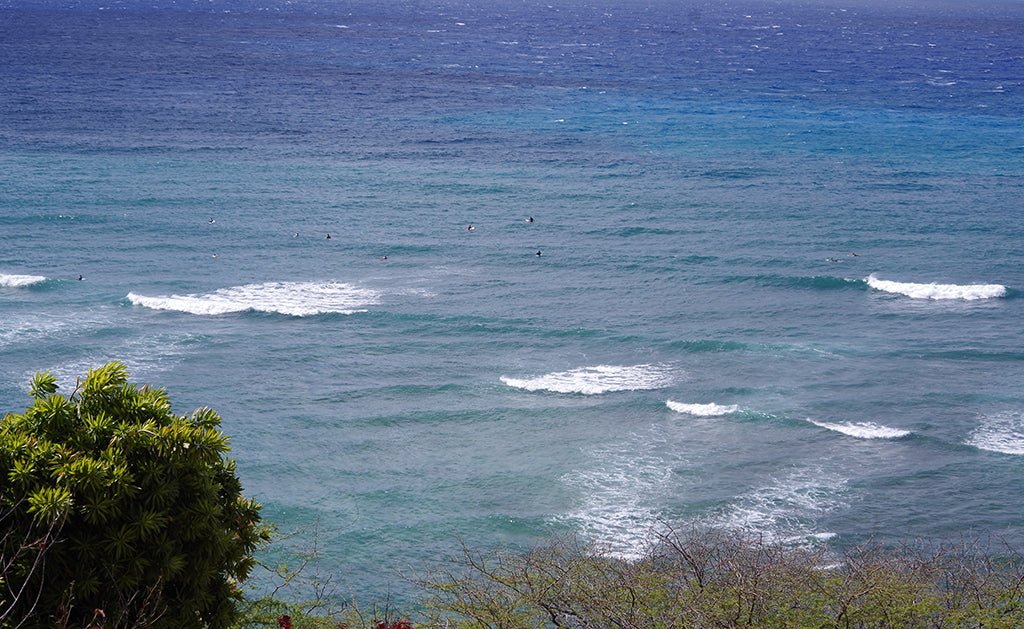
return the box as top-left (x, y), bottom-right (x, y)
top-left (560, 435), bottom-right (679, 559)
top-left (500, 364), bottom-right (675, 395)
top-left (967, 412), bottom-right (1024, 455)
top-left (808, 420), bottom-right (911, 439)
top-left (0, 273), bottom-right (48, 287)
top-left (715, 467), bottom-right (846, 543)
top-left (666, 400), bottom-right (739, 416)
top-left (30, 335), bottom-right (195, 392)
top-left (866, 274), bottom-right (1006, 300)
top-left (127, 281), bottom-right (381, 317)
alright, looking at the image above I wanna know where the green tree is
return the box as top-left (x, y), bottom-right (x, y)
top-left (1, 362), bottom-right (269, 629)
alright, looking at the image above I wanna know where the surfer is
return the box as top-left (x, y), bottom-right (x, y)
top-left (536, 250), bottom-right (542, 256)
top-left (77, 275), bottom-right (83, 281)
top-left (209, 218), bottom-right (215, 224)
top-left (826, 257), bottom-right (838, 262)
top-left (467, 224), bottom-right (474, 231)
top-left (326, 233), bottom-right (331, 240)
top-left (527, 216), bottom-right (534, 223)
top-left (850, 252), bottom-right (860, 257)
top-left (381, 255), bottom-right (388, 261)
top-left (293, 232), bottom-right (299, 238)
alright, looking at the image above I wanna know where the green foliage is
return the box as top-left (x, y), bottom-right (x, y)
top-left (1, 362), bottom-right (270, 629)
top-left (415, 527), bottom-right (1024, 628)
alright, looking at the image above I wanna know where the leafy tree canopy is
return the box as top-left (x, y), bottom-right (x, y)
top-left (1, 362), bottom-right (269, 629)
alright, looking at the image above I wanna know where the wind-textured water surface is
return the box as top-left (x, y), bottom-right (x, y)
top-left (3, 0), bottom-right (1024, 601)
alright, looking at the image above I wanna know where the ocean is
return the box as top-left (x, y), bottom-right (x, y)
top-left (2, 0), bottom-right (1024, 603)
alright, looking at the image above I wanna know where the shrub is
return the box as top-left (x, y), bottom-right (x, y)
top-left (0, 362), bottom-right (269, 629)
top-left (416, 525), bottom-right (1024, 628)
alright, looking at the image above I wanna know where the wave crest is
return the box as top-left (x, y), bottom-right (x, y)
top-left (808, 419), bottom-right (911, 439)
top-left (866, 275), bottom-right (1006, 300)
top-left (501, 364), bottom-right (675, 395)
top-left (666, 401), bottom-right (739, 416)
top-left (0, 273), bottom-right (48, 287)
top-left (967, 412), bottom-right (1024, 455)
top-left (127, 281), bottom-right (381, 316)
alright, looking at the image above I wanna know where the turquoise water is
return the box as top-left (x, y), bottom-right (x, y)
top-left (3, 0), bottom-right (1024, 601)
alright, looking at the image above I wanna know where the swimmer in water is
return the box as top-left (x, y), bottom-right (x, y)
top-left (467, 224), bottom-right (474, 231)
top-left (326, 233), bottom-right (331, 240)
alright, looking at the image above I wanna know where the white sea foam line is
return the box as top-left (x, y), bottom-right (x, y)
top-left (0, 311), bottom-right (112, 352)
top-left (0, 273), bottom-right (48, 287)
top-left (808, 419), bottom-right (911, 439)
top-left (560, 441), bottom-right (677, 559)
top-left (967, 411), bottom-right (1024, 455)
top-left (20, 334), bottom-right (197, 392)
top-left (666, 400), bottom-right (739, 416)
top-left (866, 274), bottom-right (1006, 300)
top-left (127, 281), bottom-right (381, 316)
top-left (500, 363), bottom-right (675, 395)
top-left (713, 468), bottom-right (846, 543)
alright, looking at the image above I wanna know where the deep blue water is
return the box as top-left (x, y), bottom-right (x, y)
top-left (3, 0), bottom-right (1024, 602)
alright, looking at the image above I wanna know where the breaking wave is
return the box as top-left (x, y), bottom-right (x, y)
top-left (0, 273), bottom-right (48, 287)
top-left (967, 412), bottom-right (1024, 455)
top-left (126, 281), bottom-right (381, 316)
top-left (866, 275), bottom-right (1006, 300)
top-left (666, 401), bottom-right (739, 416)
top-left (501, 364), bottom-right (676, 395)
top-left (808, 419), bottom-right (911, 439)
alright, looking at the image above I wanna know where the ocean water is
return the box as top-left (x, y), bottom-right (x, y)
top-left (3, 0), bottom-right (1024, 602)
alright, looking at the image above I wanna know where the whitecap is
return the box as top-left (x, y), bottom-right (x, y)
top-left (967, 412), bottom-right (1024, 455)
top-left (559, 431), bottom-right (680, 559)
top-left (808, 419), bottom-right (910, 439)
top-left (666, 400), bottom-right (739, 416)
top-left (500, 364), bottom-right (675, 395)
top-left (127, 281), bottom-right (381, 317)
top-left (0, 273), bottom-right (48, 287)
top-left (866, 274), bottom-right (1006, 300)
top-left (714, 467), bottom-right (846, 543)
top-left (28, 334), bottom-right (196, 391)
